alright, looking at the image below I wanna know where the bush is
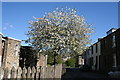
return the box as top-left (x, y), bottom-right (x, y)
top-left (65, 57), bottom-right (76, 67)
top-left (47, 54), bottom-right (64, 65)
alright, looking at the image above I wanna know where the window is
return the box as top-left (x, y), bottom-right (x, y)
top-left (103, 40), bottom-right (106, 48)
top-left (96, 43), bottom-right (98, 53)
top-left (14, 45), bottom-right (19, 56)
top-left (13, 62), bottom-right (17, 69)
top-left (113, 54), bottom-right (117, 67)
top-left (112, 35), bottom-right (116, 48)
top-left (91, 46), bottom-right (93, 54)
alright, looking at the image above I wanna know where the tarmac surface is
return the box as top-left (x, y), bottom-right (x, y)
top-left (61, 68), bottom-right (110, 80)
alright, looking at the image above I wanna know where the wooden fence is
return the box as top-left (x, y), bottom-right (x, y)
top-left (0, 64), bottom-right (63, 80)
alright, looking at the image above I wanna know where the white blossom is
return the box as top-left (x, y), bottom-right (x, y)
top-left (26, 7), bottom-right (94, 55)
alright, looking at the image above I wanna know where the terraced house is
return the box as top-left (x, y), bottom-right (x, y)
top-left (99, 28), bottom-right (120, 72)
top-left (0, 32), bottom-right (21, 70)
top-left (84, 28), bottom-right (120, 72)
top-left (84, 39), bottom-right (101, 71)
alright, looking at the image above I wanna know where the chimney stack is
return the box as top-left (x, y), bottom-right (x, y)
top-left (106, 28), bottom-right (118, 35)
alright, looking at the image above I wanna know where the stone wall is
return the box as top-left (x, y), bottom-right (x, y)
top-left (2, 37), bottom-right (21, 70)
top-left (37, 54), bottom-right (48, 67)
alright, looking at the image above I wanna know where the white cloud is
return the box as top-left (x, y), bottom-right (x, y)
top-left (3, 23), bottom-right (14, 30)
top-left (3, 27), bottom-right (7, 30)
top-left (9, 25), bottom-right (13, 28)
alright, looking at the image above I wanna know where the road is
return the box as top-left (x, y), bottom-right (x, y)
top-left (61, 68), bottom-right (109, 80)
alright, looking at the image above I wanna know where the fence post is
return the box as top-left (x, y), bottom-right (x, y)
top-left (54, 64), bottom-right (62, 79)
top-left (11, 67), bottom-right (17, 79)
top-left (22, 67), bottom-right (27, 80)
top-left (16, 67), bottom-right (22, 80)
top-left (36, 66), bottom-right (40, 80)
top-left (62, 64), bottom-right (66, 75)
top-left (46, 66), bottom-right (54, 79)
top-left (27, 67), bottom-right (31, 78)
top-left (31, 66), bottom-right (36, 80)
top-left (3, 67), bottom-right (11, 80)
top-left (51, 66), bottom-right (54, 79)
top-left (0, 67), bottom-right (4, 80)
top-left (40, 66), bottom-right (45, 80)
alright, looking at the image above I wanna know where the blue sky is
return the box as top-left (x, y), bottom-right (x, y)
top-left (2, 2), bottom-right (118, 46)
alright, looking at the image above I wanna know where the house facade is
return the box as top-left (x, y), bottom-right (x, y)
top-left (84, 28), bottom-right (120, 72)
top-left (99, 28), bottom-right (120, 72)
top-left (84, 41), bottom-right (101, 70)
top-left (0, 33), bottom-right (21, 70)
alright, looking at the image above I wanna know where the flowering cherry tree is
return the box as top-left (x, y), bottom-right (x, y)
top-left (26, 7), bottom-right (94, 56)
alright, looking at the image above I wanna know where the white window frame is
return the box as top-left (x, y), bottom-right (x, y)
top-left (14, 45), bottom-right (19, 56)
top-left (13, 62), bottom-right (17, 69)
top-left (112, 35), bottom-right (116, 48)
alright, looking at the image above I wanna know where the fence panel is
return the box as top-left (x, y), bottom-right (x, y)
top-left (0, 67), bottom-right (4, 80)
top-left (27, 67), bottom-right (31, 78)
top-left (36, 67), bottom-right (41, 80)
top-left (11, 67), bottom-right (17, 79)
top-left (55, 64), bottom-right (62, 78)
top-left (46, 66), bottom-right (54, 79)
top-left (31, 66), bottom-right (36, 80)
top-left (3, 67), bottom-right (11, 79)
top-left (17, 67), bottom-right (22, 79)
top-left (0, 64), bottom-right (62, 80)
top-left (22, 67), bottom-right (27, 80)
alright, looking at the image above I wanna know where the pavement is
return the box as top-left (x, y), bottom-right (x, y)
top-left (61, 68), bottom-right (111, 80)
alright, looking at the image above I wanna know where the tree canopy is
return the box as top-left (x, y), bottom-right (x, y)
top-left (26, 7), bottom-right (94, 56)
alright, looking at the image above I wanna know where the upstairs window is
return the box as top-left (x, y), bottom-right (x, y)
top-left (103, 40), bottom-right (106, 49)
top-left (112, 35), bottom-right (116, 48)
top-left (13, 62), bottom-right (17, 69)
top-left (14, 45), bottom-right (19, 56)
top-left (96, 43), bottom-right (98, 53)
top-left (91, 46), bottom-right (93, 54)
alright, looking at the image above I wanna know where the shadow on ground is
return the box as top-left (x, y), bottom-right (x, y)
top-left (61, 68), bottom-right (112, 80)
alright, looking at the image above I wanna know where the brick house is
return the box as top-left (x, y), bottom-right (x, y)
top-left (0, 33), bottom-right (21, 70)
top-left (99, 28), bottom-right (120, 72)
top-left (84, 28), bottom-right (120, 72)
